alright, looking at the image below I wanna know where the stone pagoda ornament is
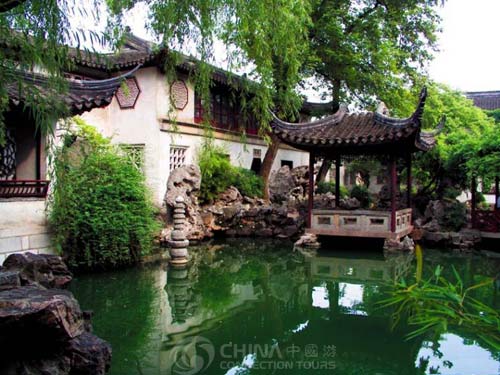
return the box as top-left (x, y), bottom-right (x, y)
top-left (168, 196), bottom-right (190, 266)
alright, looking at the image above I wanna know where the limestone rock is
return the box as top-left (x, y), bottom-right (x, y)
top-left (0, 286), bottom-right (85, 343)
top-left (217, 186), bottom-right (242, 204)
top-left (66, 332), bottom-right (112, 375)
top-left (339, 197), bottom-right (360, 210)
top-left (294, 233), bottom-right (320, 248)
top-left (384, 236), bottom-right (415, 252)
top-left (2, 253), bottom-right (73, 289)
top-left (269, 165), bottom-right (295, 203)
top-left (164, 165), bottom-right (207, 241)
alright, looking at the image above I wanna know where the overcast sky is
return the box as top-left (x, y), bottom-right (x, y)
top-left (429, 0), bottom-right (500, 92)
top-left (122, 0), bottom-right (500, 94)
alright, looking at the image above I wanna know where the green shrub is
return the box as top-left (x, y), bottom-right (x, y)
top-left (232, 167), bottom-right (264, 198)
top-left (316, 181), bottom-right (349, 198)
top-left (443, 187), bottom-right (461, 201)
top-left (350, 185), bottom-right (371, 208)
top-left (197, 141), bottom-right (263, 202)
top-left (49, 118), bottom-right (159, 270)
top-left (439, 201), bottom-right (467, 232)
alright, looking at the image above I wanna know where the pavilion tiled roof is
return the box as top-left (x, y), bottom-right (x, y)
top-left (271, 88), bottom-right (438, 156)
top-left (466, 91), bottom-right (500, 110)
top-left (8, 65), bottom-right (140, 115)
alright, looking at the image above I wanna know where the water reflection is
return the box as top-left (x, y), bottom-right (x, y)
top-left (70, 240), bottom-right (500, 375)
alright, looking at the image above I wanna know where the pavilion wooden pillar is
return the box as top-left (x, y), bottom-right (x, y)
top-left (307, 151), bottom-right (315, 229)
top-left (390, 155), bottom-right (397, 233)
top-left (335, 155), bottom-right (341, 208)
top-left (471, 176), bottom-right (477, 228)
top-left (495, 176), bottom-right (499, 211)
top-left (406, 153), bottom-right (412, 209)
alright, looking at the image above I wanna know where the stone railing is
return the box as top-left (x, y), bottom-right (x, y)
top-left (309, 208), bottom-right (413, 239)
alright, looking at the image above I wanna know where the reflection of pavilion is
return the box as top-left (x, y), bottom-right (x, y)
top-left (305, 251), bottom-right (413, 285)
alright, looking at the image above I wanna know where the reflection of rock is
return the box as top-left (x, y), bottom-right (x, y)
top-left (166, 266), bottom-right (193, 324)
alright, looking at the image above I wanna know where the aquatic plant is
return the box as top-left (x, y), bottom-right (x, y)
top-left (381, 264), bottom-right (500, 351)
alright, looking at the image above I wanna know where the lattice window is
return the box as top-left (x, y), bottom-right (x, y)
top-left (0, 128), bottom-right (16, 180)
top-left (170, 146), bottom-right (188, 171)
top-left (120, 144), bottom-right (145, 173)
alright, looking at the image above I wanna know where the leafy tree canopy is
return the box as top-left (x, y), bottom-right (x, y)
top-left (388, 82), bottom-right (495, 197)
top-left (308, 0), bottom-right (442, 106)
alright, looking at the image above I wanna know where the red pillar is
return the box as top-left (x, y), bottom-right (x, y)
top-left (390, 156), bottom-right (397, 233)
top-left (406, 153), bottom-right (412, 209)
top-left (335, 155), bottom-right (341, 208)
top-left (307, 152), bottom-right (315, 229)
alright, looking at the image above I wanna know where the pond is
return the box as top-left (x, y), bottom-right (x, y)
top-left (70, 240), bottom-right (500, 375)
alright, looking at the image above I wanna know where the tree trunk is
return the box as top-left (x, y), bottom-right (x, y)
top-left (260, 133), bottom-right (281, 200)
top-left (316, 80), bottom-right (341, 185)
top-left (316, 159), bottom-right (331, 184)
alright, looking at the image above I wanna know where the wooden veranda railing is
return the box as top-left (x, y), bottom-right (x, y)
top-left (0, 180), bottom-right (50, 198)
top-left (473, 210), bottom-right (500, 233)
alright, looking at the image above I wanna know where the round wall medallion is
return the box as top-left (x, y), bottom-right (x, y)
top-left (170, 80), bottom-right (189, 110)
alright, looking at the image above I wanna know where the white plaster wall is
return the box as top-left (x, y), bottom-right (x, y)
top-left (0, 199), bottom-right (53, 263)
top-left (82, 67), bottom-right (167, 205)
top-left (82, 66), bottom-right (309, 206)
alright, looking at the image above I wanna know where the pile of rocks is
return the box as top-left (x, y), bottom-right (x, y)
top-left (0, 253), bottom-right (111, 375)
top-left (413, 200), bottom-right (480, 250)
top-left (201, 187), bottom-right (305, 239)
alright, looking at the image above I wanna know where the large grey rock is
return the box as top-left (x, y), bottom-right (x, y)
top-left (2, 253), bottom-right (73, 289)
top-left (0, 286), bottom-right (85, 342)
top-left (424, 200), bottom-right (446, 222)
top-left (269, 166), bottom-right (295, 203)
top-left (164, 165), bottom-right (206, 241)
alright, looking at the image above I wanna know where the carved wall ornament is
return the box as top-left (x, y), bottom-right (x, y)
top-left (116, 77), bottom-right (141, 109)
top-left (170, 80), bottom-right (189, 110)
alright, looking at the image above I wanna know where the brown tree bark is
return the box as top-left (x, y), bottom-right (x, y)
top-left (259, 133), bottom-right (281, 201)
top-left (316, 159), bottom-right (331, 184)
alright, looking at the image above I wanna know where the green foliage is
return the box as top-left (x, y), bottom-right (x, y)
top-left (0, 1), bottom-right (105, 145)
top-left (485, 109), bottom-right (500, 124)
top-left (391, 83), bottom-right (496, 198)
top-left (107, 0), bottom-right (311, 129)
top-left (197, 141), bottom-right (263, 203)
top-left (233, 167), bottom-right (264, 198)
top-left (316, 181), bottom-right (348, 198)
top-left (309, 0), bottom-right (441, 105)
top-left (439, 201), bottom-right (467, 232)
top-left (345, 158), bottom-right (382, 188)
top-left (350, 184), bottom-right (371, 208)
top-left (381, 266), bottom-right (500, 351)
top-left (49, 118), bottom-right (159, 270)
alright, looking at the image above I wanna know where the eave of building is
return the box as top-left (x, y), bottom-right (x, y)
top-left (271, 87), bottom-right (438, 156)
top-left (7, 65), bottom-right (141, 115)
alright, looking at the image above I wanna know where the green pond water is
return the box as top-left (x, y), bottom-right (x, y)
top-left (70, 240), bottom-right (500, 375)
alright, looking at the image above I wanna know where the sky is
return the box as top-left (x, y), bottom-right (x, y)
top-left (102, 0), bottom-right (500, 94)
top-left (428, 0), bottom-right (500, 92)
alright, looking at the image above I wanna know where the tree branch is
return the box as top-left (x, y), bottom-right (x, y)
top-left (0, 0), bottom-right (26, 13)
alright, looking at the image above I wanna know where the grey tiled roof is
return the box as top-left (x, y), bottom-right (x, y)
top-left (466, 91), bottom-right (500, 110)
top-left (271, 88), bottom-right (438, 155)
